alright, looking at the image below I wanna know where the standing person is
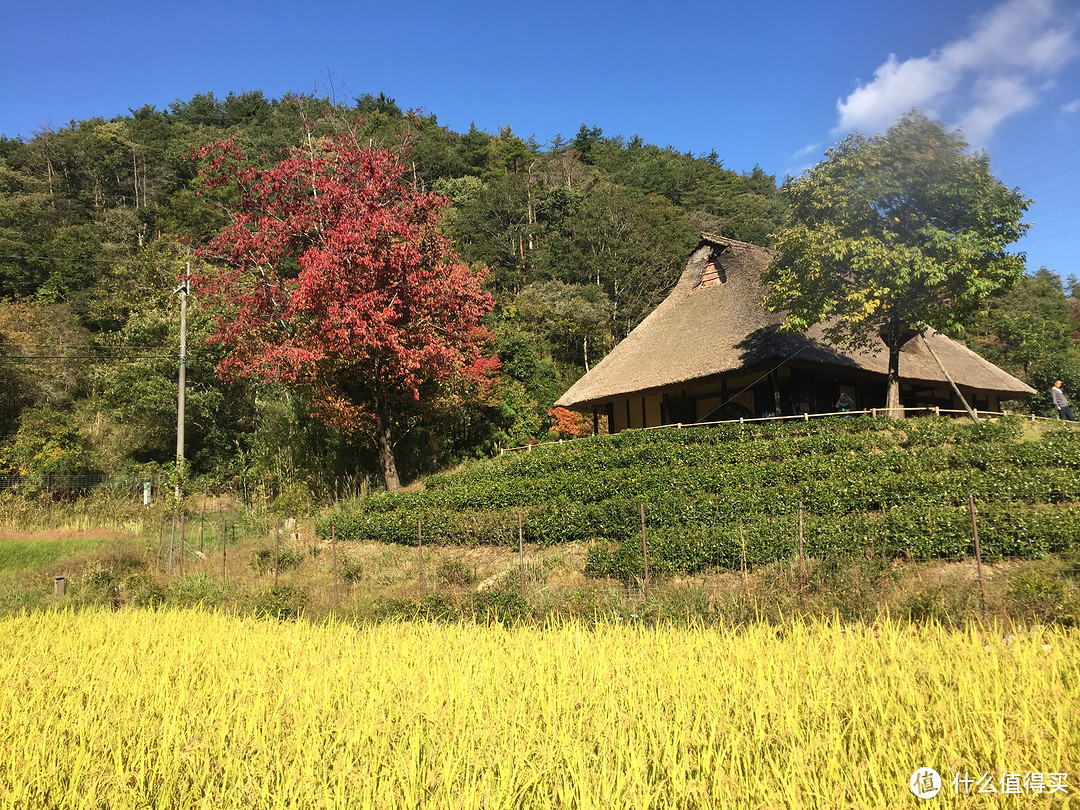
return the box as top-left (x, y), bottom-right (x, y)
top-left (1052, 380), bottom-right (1075, 421)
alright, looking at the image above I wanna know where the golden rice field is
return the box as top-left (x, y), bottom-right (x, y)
top-left (0, 611), bottom-right (1076, 809)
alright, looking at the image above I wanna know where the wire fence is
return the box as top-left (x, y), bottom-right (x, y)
top-left (0, 474), bottom-right (150, 494)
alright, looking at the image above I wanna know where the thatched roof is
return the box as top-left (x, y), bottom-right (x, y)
top-left (557, 234), bottom-right (1034, 409)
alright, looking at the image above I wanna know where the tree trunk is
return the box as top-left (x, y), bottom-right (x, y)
top-left (882, 323), bottom-right (920, 418)
top-left (373, 380), bottom-right (401, 491)
top-left (885, 342), bottom-right (904, 418)
top-left (377, 416), bottom-right (401, 491)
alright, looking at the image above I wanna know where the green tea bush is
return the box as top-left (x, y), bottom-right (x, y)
top-left (318, 417), bottom-right (1080, 573)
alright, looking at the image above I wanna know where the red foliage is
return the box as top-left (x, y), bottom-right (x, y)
top-left (546, 407), bottom-right (593, 439)
top-left (192, 130), bottom-right (497, 444)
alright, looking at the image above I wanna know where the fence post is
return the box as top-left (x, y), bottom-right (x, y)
top-left (969, 494), bottom-right (987, 620)
top-left (168, 513), bottom-right (176, 578)
top-left (797, 501), bottom-right (805, 591)
top-left (518, 512), bottom-right (526, 598)
top-left (274, 520), bottom-right (280, 588)
top-left (640, 504), bottom-right (650, 601)
top-left (221, 508), bottom-right (227, 584)
top-left (740, 526), bottom-right (748, 590)
top-left (417, 519), bottom-right (424, 599)
top-left (179, 511), bottom-right (186, 576)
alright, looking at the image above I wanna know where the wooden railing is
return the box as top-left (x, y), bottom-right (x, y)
top-left (499, 408), bottom-right (1072, 455)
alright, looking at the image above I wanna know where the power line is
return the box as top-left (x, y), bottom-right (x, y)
top-left (1010, 146), bottom-right (1080, 175)
top-left (1034, 210), bottom-right (1080, 228)
top-left (1018, 164), bottom-right (1080, 189)
top-left (1023, 224), bottom-right (1080, 244)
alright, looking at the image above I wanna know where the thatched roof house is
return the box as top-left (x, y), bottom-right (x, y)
top-left (556, 234), bottom-right (1034, 432)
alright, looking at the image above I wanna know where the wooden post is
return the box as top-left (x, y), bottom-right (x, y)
top-left (332, 523), bottom-right (338, 605)
top-left (417, 519), bottom-right (424, 598)
top-left (921, 333), bottom-right (979, 424)
top-left (640, 504), bottom-right (650, 601)
top-left (797, 501), bottom-right (805, 590)
top-left (179, 511), bottom-right (186, 576)
top-left (740, 526), bottom-right (748, 590)
top-left (274, 520), bottom-right (281, 588)
top-left (969, 494), bottom-right (987, 619)
top-left (518, 511), bottom-right (526, 598)
top-left (168, 513), bottom-right (176, 578)
top-left (221, 509), bottom-right (227, 584)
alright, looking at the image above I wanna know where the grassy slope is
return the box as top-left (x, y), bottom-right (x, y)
top-left (2, 418), bottom-right (1079, 625)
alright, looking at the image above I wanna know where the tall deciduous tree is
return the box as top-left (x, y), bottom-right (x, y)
top-left (193, 127), bottom-right (497, 489)
top-left (762, 112), bottom-right (1030, 415)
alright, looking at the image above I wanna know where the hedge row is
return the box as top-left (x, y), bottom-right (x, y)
top-left (316, 418), bottom-right (1080, 572)
top-left (586, 503), bottom-right (1080, 581)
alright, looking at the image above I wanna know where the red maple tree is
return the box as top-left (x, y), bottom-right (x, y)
top-left (193, 128), bottom-right (497, 489)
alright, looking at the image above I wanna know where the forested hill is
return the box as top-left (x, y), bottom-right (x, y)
top-left (0, 90), bottom-right (1077, 500)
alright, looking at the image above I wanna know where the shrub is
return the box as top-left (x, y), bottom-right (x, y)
top-left (250, 547), bottom-right (305, 575)
top-left (436, 558), bottom-right (474, 587)
top-left (339, 557), bottom-right (364, 584)
top-left (318, 418), bottom-right (1080, 571)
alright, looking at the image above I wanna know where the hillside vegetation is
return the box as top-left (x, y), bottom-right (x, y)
top-left (2, 91), bottom-right (1079, 499)
top-left (321, 417), bottom-right (1080, 579)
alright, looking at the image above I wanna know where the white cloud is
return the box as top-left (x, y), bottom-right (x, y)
top-left (1064, 99), bottom-right (1080, 114)
top-left (836, 0), bottom-right (1079, 144)
top-left (790, 142), bottom-right (823, 161)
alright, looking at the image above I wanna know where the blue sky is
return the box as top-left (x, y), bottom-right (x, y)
top-left (3, 0), bottom-right (1078, 281)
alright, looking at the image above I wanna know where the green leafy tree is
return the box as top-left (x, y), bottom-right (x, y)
top-left (513, 280), bottom-right (612, 370)
top-left (974, 267), bottom-right (1075, 376)
top-left (762, 112), bottom-right (1030, 415)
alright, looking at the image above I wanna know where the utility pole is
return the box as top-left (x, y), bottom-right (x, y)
top-left (175, 263), bottom-right (190, 502)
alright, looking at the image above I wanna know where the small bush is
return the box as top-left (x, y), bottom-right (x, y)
top-left (1008, 570), bottom-right (1077, 626)
top-left (250, 547), bottom-right (305, 575)
top-left (436, 558), bottom-right (474, 587)
top-left (340, 557), bottom-right (363, 583)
